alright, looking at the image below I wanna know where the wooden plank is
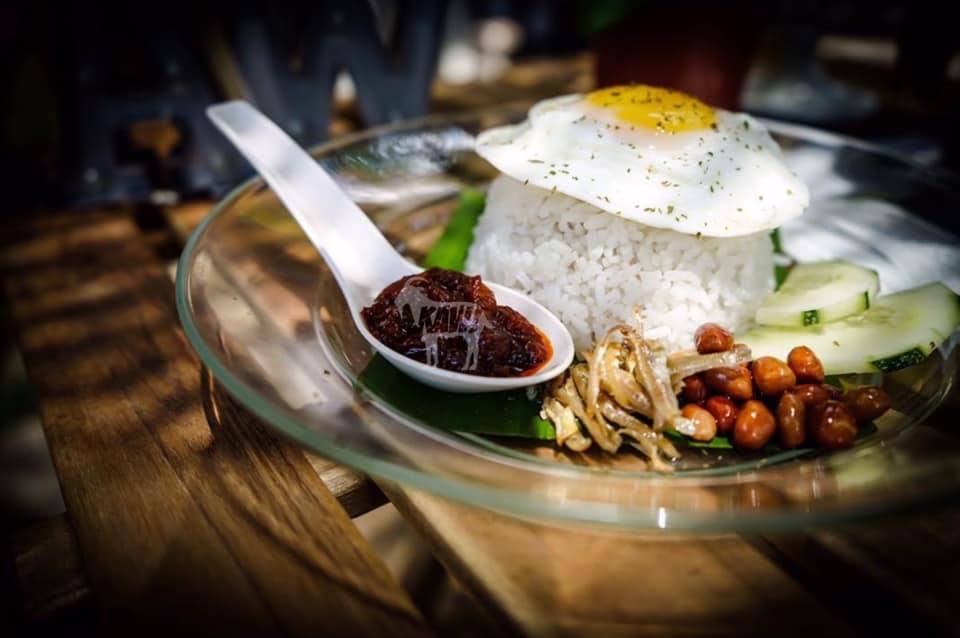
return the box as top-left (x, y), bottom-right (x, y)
top-left (750, 501), bottom-right (960, 637)
top-left (0, 210), bottom-right (429, 636)
top-left (748, 393), bottom-right (960, 636)
top-left (383, 484), bottom-right (856, 638)
top-left (304, 454), bottom-right (387, 517)
top-left (12, 514), bottom-right (91, 626)
top-left (430, 53), bottom-right (595, 111)
top-left (384, 455), bottom-right (960, 637)
top-left (164, 200), bottom-right (213, 244)
top-left (12, 398), bottom-right (385, 628)
top-left (201, 369), bottom-right (387, 518)
top-left (163, 199), bottom-right (384, 517)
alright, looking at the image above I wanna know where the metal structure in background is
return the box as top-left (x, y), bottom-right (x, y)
top-left (60, 1), bottom-right (445, 206)
top-left (59, 9), bottom-right (241, 205)
top-left (231, 1), bottom-right (445, 149)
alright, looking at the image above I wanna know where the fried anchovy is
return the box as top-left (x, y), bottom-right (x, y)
top-left (668, 343), bottom-right (752, 391)
top-left (538, 311), bottom-right (708, 471)
top-left (598, 395), bottom-right (674, 472)
top-left (584, 329), bottom-right (615, 425)
top-left (600, 342), bottom-right (653, 416)
top-left (620, 430), bottom-right (674, 473)
top-left (558, 370), bottom-right (621, 453)
top-left (624, 329), bottom-right (678, 432)
top-left (657, 434), bottom-right (680, 460)
top-left (541, 397), bottom-right (592, 452)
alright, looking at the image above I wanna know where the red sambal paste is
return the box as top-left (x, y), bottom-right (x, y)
top-left (361, 268), bottom-right (551, 377)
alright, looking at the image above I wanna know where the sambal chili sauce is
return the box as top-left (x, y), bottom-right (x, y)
top-left (361, 267), bottom-right (551, 377)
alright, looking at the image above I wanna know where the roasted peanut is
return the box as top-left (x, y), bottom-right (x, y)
top-left (787, 346), bottom-right (825, 384)
top-left (703, 366), bottom-right (753, 401)
top-left (808, 400), bottom-right (858, 450)
top-left (704, 395), bottom-right (738, 435)
top-left (682, 374), bottom-right (708, 403)
top-left (842, 386), bottom-right (891, 424)
top-left (790, 383), bottom-right (832, 407)
top-left (751, 357), bottom-right (797, 397)
top-left (681, 404), bottom-right (717, 442)
top-left (694, 323), bottom-right (735, 354)
top-left (777, 392), bottom-right (806, 449)
top-left (733, 400), bottom-right (776, 450)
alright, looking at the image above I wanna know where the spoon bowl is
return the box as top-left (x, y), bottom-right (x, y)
top-left (207, 101), bottom-right (574, 392)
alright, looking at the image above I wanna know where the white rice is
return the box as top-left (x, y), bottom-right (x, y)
top-left (466, 175), bottom-right (775, 353)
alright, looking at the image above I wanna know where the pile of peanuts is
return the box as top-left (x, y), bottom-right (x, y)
top-left (680, 323), bottom-right (891, 451)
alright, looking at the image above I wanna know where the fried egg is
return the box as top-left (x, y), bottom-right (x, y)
top-left (475, 85), bottom-right (808, 237)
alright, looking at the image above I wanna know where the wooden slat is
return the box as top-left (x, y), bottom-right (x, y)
top-left (12, 514), bottom-right (91, 626)
top-left (0, 210), bottom-right (428, 636)
top-left (12, 380), bottom-right (385, 629)
top-left (383, 484), bottom-right (857, 637)
top-left (384, 447), bottom-right (960, 637)
top-left (750, 503), bottom-right (960, 636)
top-left (163, 199), bottom-right (384, 517)
top-left (163, 200), bottom-right (213, 244)
top-left (304, 454), bottom-right (387, 517)
top-left (430, 53), bottom-right (595, 111)
top-left (201, 369), bottom-right (387, 518)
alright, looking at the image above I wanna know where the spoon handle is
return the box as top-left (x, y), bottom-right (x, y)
top-left (207, 101), bottom-right (416, 310)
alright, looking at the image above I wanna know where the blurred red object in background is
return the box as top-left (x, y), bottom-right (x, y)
top-left (591, 5), bottom-right (768, 109)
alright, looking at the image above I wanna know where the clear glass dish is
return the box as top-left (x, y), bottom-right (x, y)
top-left (176, 104), bottom-right (960, 531)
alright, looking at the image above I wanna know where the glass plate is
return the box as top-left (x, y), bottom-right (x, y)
top-left (177, 104), bottom-right (960, 531)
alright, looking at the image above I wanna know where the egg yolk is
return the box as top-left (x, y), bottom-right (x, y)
top-left (584, 85), bottom-right (716, 133)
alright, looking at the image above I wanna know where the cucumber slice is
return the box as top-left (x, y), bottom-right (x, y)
top-left (742, 282), bottom-right (960, 374)
top-left (755, 261), bottom-right (879, 327)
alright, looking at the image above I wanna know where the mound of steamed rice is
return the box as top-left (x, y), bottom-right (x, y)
top-left (465, 175), bottom-right (775, 353)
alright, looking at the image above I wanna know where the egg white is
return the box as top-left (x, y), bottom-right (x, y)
top-left (475, 93), bottom-right (809, 237)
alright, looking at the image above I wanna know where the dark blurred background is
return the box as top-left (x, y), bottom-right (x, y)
top-left (1, 0), bottom-right (959, 632)
top-left (1, 0), bottom-right (958, 215)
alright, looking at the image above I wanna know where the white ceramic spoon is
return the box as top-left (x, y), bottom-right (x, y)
top-left (207, 101), bottom-right (574, 393)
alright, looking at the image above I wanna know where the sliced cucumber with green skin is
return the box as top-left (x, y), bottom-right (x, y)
top-left (743, 282), bottom-right (960, 375)
top-left (755, 261), bottom-right (879, 327)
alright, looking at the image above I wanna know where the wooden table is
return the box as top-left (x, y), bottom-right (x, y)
top-left (4, 201), bottom-right (960, 637)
